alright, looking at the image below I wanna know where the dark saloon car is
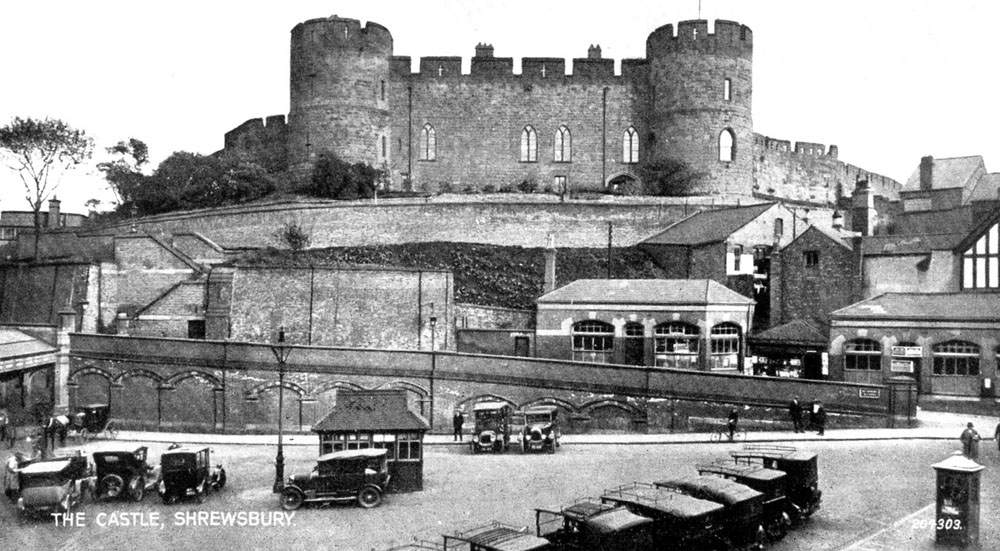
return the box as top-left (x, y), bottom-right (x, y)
top-left (94, 446), bottom-right (160, 502)
top-left (280, 448), bottom-right (390, 510)
top-left (470, 401), bottom-right (512, 454)
top-left (16, 453), bottom-right (93, 517)
top-left (517, 406), bottom-right (561, 454)
top-left (535, 498), bottom-right (654, 550)
top-left (730, 444), bottom-right (822, 521)
top-left (158, 446), bottom-right (226, 504)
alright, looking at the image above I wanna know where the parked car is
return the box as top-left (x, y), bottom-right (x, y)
top-left (470, 401), bottom-right (512, 454)
top-left (696, 461), bottom-right (794, 539)
top-left (94, 446), bottom-right (160, 502)
top-left (729, 445), bottom-right (822, 521)
top-left (16, 453), bottom-right (93, 517)
top-left (535, 498), bottom-right (654, 550)
top-left (158, 446), bottom-right (226, 504)
top-left (280, 448), bottom-right (390, 510)
top-left (600, 482), bottom-right (725, 550)
top-left (516, 406), bottom-right (560, 454)
top-left (654, 475), bottom-right (767, 551)
top-left (443, 521), bottom-right (553, 551)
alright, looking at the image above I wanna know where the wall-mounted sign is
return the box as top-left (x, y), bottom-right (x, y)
top-left (673, 343), bottom-right (689, 353)
top-left (891, 346), bottom-right (923, 357)
top-left (891, 359), bottom-right (915, 373)
top-left (859, 388), bottom-right (881, 399)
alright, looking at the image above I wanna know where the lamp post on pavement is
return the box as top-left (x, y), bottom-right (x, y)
top-left (270, 327), bottom-right (293, 493)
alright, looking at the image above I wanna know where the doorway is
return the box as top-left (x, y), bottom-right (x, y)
top-left (623, 322), bottom-right (645, 366)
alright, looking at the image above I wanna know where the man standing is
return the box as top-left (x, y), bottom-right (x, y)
top-left (813, 402), bottom-right (826, 436)
top-left (4, 451), bottom-right (25, 501)
top-left (452, 409), bottom-right (465, 442)
top-left (0, 409), bottom-right (8, 448)
top-left (960, 422), bottom-right (981, 460)
top-left (727, 407), bottom-right (740, 441)
top-left (788, 397), bottom-right (803, 433)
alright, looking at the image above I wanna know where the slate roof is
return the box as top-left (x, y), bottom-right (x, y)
top-left (0, 328), bottom-right (57, 375)
top-left (831, 293), bottom-right (1000, 322)
top-left (860, 233), bottom-right (966, 256)
top-left (784, 224), bottom-right (856, 252)
top-left (969, 173), bottom-right (1000, 202)
top-left (903, 156), bottom-right (984, 192)
top-left (640, 203), bottom-right (775, 246)
top-left (750, 319), bottom-right (828, 347)
top-left (312, 389), bottom-right (430, 433)
top-left (536, 279), bottom-right (754, 306)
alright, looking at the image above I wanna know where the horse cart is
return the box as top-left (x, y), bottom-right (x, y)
top-left (67, 404), bottom-right (117, 443)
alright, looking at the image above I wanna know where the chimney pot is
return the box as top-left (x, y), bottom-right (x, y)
top-left (919, 155), bottom-right (934, 191)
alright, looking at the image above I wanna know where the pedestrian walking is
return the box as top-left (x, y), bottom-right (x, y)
top-left (4, 451), bottom-right (25, 501)
top-left (960, 422), bottom-right (981, 460)
top-left (727, 407), bottom-right (740, 441)
top-left (452, 409), bottom-right (465, 442)
top-left (0, 409), bottom-right (8, 448)
top-left (788, 397), bottom-right (803, 433)
top-left (813, 402), bottom-right (826, 436)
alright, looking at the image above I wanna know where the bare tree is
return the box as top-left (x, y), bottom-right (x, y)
top-left (0, 117), bottom-right (93, 259)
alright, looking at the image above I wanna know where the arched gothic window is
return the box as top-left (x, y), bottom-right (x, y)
top-left (520, 125), bottom-right (537, 162)
top-left (554, 125), bottom-right (571, 162)
top-left (420, 123), bottom-right (436, 161)
top-left (623, 126), bottom-right (639, 164)
top-left (719, 128), bottom-right (736, 162)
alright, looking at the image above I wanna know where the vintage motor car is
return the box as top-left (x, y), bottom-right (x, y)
top-left (697, 461), bottom-right (794, 539)
top-left (654, 475), bottom-right (767, 551)
top-left (535, 498), bottom-right (654, 550)
top-left (470, 401), bottom-right (513, 454)
top-left (730, 444), bottom-right (822, 521)
top-left (443, 521), bottom-right (553, 551)
top-left (158, 446), bottom-right (226, 504)
top-left (16, 453), bottom-right (93, 517)
top-left (94, 446), bottom-right (160, 502)
top-left (516, 406), bottom-right (561, 454)
top-left (600, 482), bottom-right (725, 550)
top-left (280, 448), bottom-right (390, 510)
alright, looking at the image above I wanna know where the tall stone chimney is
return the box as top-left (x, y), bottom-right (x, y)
top-left (919, 156), bottom-right (934, 191)
top-left (851, 180), bottom-right (875, 236)
top-left (543, 234), bottom-right (557, 293)
top-left (47, 197), bottom-right (61, 229)
top-left (474, 43), bottom-right (494, 58)
top-left (588, 44), bottom-right (602, 59)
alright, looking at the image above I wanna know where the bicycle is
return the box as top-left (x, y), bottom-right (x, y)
top-left (711, 424), bottom-right (747, 443)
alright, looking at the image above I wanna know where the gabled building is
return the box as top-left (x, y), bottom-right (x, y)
top-left (894, 155), bottom-right (1000, 235)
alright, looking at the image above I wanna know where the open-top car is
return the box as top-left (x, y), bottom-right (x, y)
top-left (535, 498), bottom-right (654, 550)
top-left (158, 446), bottom-right (226, 504)
top-left (730, 444), bottom-right (821, 521)
top-left (94, 446), bottom-right (160, 502)
top-left (470, 402), bottom-right (512, 454)
top-left (443, 521), bottom-right (553, 551)
top-left (16, 453), bottom-right (93, 517)
top-left (280, 448), bottom-right (390, 510)
top-left (654, 475), bottom-right (767, 551)
top-left (516, 406), bottom-right (560, 454)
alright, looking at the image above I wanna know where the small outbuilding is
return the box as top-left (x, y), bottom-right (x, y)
top-left (312, 389), bottom-right (430, 492)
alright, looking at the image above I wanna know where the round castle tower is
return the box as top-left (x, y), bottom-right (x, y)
top-left (287, 16), bottom-right (393, 179)
top-left (645, 20), bottom-right (753, 196)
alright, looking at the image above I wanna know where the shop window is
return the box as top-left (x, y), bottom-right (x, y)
top-left (520, 125), bottom-right (537, 162)
top-left (396, 432), bottom-right (422, 461)
top-left (371, 433), bottom-right (397, 460)
top-left (654, 322), bottom-right (699, 369)
top-left (623, 126), bottom-right (639, 163)
top-left (344, 433), bottom-right (371, 450)
top-left (420, 123), bottom-right (436, 161)
top-left (961, 222), bottom-right (999, 289)
top-left (719, 129), bottom-right (735, 162)
top-left (554, 125), bottom-right (571, 162)
top-left (709, 323), bottom-right (741, 370)
top-left (572, 320), bottom-right (614, 363)
top-left (933, 341), bottom-right (980, 376)
top-left (803, 250), bottom-right (819, 268)
top-left (844, 339), bottom-right (881, 371)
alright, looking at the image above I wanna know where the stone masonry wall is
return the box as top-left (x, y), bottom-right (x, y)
top-left (771, 227), bottom-right (861, 327)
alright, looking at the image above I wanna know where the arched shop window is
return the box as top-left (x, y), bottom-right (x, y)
top-left (572, 320), bottom-right (614, 363)
top-left (654, 322), bottom-right (699, 369)
top-left (844, 339), bottom-right (882, 371)
top-left (709, 323), bottom-right (741, 370)
top-left (932, 341), bottom-right (980, 376)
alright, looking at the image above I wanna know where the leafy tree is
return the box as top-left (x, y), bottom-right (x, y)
top-left (0, 117), bottom-right (93, 259)
top-left (639, 158), bottom-right (704, 196)
top-left (97, 138), bottom-right (149, 206)
top-left (302, 152), bottom-right (379, 200)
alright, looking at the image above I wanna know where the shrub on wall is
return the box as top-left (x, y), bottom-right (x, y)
top-left (482, 184), bottom-right (496, 193)
top-left (277, 222), bottom-right (311, 251)
top-left (639, 158), bottom-right (704, 196)
top-left (302, 152), bottom-right (379, 200)
top-left (517, 178), bottom-right (538, 194)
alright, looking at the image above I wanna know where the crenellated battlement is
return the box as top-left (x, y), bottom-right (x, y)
top-left (753, 134), bottom-right (837, 159)
top-left (291, 15), bottom-right (392, 54)
top-left (389, 46), bottom-right (647, 81)
top-left (646, 19), bottom-right (752, 57)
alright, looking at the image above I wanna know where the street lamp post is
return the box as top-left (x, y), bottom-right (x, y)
top-left (428, 313), bottom-right (437, 430)
top-left (270, 327), bottom-right (293, 493)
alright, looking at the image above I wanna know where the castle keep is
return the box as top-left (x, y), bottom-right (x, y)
top-left (224, 15), bottom-right (899, 203)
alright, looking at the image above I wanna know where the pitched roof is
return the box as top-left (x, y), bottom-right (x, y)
top-left (640, 203), bottom-right (775, 246)
top-left (969, 173), bottom-right (1000, 202)
top-left (831, 293), bottom-right (1000, 322)
top-left (783, 224), bottom-right (856, 252)
top-left (0, 328), bottom-right (57, 375)
top-left (861, 233), bottom-right (967, 256)
top-left (536, 279), bottom-right (754, 306)
top-left (750, 319), bottom-right (828, 347)
top-left (953, 206), bottom-right (1000, 253)
top-left (312, 389), bottom-right (430, 433)
top-left (903, 156), bottom-right (984, 192)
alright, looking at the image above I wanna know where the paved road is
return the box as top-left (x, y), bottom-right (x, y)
top-left (0, 438), bottom-right (995, 550)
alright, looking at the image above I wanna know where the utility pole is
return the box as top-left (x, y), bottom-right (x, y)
top-left (607, 223), bottom-right (613, 279)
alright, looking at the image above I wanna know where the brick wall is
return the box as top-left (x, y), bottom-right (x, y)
top-left (0, 263), bottom-right (91, 326)
top-left (454, 303), bottom-right (534, 330)
top-left (771, 227), bottom-right (861, 327)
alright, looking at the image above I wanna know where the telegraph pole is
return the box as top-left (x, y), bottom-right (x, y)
top-left (607, 223), bottom-right (613, 279)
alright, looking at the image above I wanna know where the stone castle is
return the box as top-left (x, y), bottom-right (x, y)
top-left (222, 15), bottom-right (900, 204)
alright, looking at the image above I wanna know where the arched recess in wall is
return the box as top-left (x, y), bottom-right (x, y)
top-left (246, 381), bottom-right (309, 433)
top-left (115, 369), bottom-right (163, 430)
top-left (311, 380), bottom-right (367, 425)
top-left (375, 380), bottom-right (430, 416)
top-left (606, 172), bottom-right (642, 195)
top-left (579, 399), bottom-right (641, 432)
top-left (719, 128), bottom-right (736, 162)
top-left (456, 394), bottom-right (518, 412)
top-left (518, 396), bottom-right (578, 414)
top-left (161, 371), bottom-right (223, 432)
top-left (68, 366), bottom-right (114, 410)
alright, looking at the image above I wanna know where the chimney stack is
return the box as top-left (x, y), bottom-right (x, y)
top-left (588, 44), bottom-right (602, 59)
top-left (47, 197), bottom-right (61, 229)
top-left (851, 180), bottom-right (875, 236)
top-left (474, 43), bottom-right (494, 58)
top-left (543, 234), bottom-right (557, 293)
top-left (919, 156), bottom-right (934, 191)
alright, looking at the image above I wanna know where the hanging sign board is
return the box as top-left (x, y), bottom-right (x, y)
top-left (891, 346), bottom-right (923, 357)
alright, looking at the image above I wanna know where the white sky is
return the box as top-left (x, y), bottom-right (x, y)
top-left (1, 0), bottom-right (998, 213)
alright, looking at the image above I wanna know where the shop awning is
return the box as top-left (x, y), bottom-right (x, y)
top-left (0, 328), bottom-right (57, 375)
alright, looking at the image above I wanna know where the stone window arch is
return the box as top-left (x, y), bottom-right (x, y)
top-left (554, 125), bottom-right (571, 162)
top-left (623, 126), bottom-right (639, 164)
top-left (709, 323), bottom-right (742, 370)
top-left (844, 339), bottom-right (882, 371)
top-left (932, 341), bottom-right (980, 376)
top-left (571, 320), bottom-right (614, 363)
top-left (719, 128), bottom-right (736, 162)
top-left (520, 125), bottom-right (537, 162)
top-left (654, 322), bottom-right (699, 369)
top-left (420, 123), bottom-right (436, 161)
